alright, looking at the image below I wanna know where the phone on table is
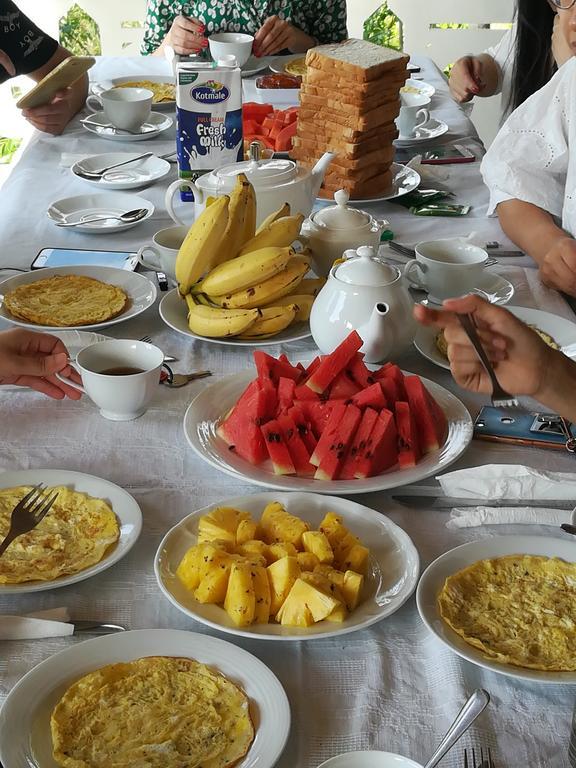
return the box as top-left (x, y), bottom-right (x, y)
top-left (474, 406), bottom-right (576, 450)
top-left (31, 248), bottom-right (139, 271)
top-left (16, 56), bottom-right (95, 110)
top-left (420, 145), bottom-right (476, 165)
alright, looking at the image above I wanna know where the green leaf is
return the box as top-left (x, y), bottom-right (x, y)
top-left (0, 137), bottom-right (22, 164)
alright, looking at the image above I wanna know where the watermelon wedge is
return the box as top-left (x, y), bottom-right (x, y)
top-left (294, 383), bottom-right (320, 402)
top-left (305, 357), bottom-right (321, 376)
top-left (395, 401), bottom-right (421, 468)
top-left (314, 404), bottom-right (362, 480)
top-left (354, 409), bottom-right (398, 479)
top-left (351, 382), bottom-right (387, 411)
top-left (339, 407), bottom-right (379, 480)
top-left (277, 377), bottom-right (296, 412)
top-left (299, 400), bottom-right (346, 439)
top-left (287, 404), bottom-right (318, 454)
top-left (379, 377), bottom-right (399, 407)
top-left (404, 376), bottom-right (446, 453)
top-left (261, 419), bottom-right (296, 474)
top-left (305, 331), bottom-right (363, 394)
top-left (346, 353), bottom-right (373, 389)
top-left (375, 362), bottom-right (406, 399)
top-left (329, 370), bottom-right (361, 399)
top-left (277, 413), bottom-right (315, 474)
top-left (218, 384), bottom-right (276, 464)
top-left (310, 401), bottom-right (347, 466)
top-left (254, 351), bottom-right (303, 385)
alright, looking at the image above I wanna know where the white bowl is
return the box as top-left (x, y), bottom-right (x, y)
top-left (209, 32), bottom-right (254, 67)
top-left (317, 751), bottom-right (423, 768)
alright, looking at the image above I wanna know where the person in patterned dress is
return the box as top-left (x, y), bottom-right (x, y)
top-left (141, 0), bottom-right (347, 58)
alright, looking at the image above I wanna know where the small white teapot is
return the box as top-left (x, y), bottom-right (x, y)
top-left (310, 245), bottom-right (416, 363)
top-left (300, 189), bottom-right (387, 277)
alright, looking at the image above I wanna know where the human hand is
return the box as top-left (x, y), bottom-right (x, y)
top-left (449, 55), bottom-right (484, 102)
top-left (414, 294), bottom-right (554, 399)
top-left (0, 328), bottom-right (82, 399)
top-left (552, 13), bottom-right (573, 68)
top-left (539, 236), bottom-right (576, 296)
top-left (164, 15), bottom-right (206, 55)
top-left (21, 89), bottom-right (77, 135)
top-left (254, 16), bottom-right (314, 57)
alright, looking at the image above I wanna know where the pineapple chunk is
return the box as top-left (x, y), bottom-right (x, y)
top-left (300, 572), bottom-right (348, 623)
top-left (302, 531), bottom-right (334, 564)
top-left (259, 501), bottom-right (309, 547)
top-left (236, 518), bottom-right (258, 544)
top-left (198, 542), bottom-right (231, 582)
top-left (297, 552), bottom-right (320, 572)
top-left (342, 570), bottom-right (364, 610)
top-left (318, 512), bottom-right (345, 542)
top-left (176, 545), bottom-right (202, 591)
top-left (267, 556), bottom-right (301, 614)
top-left (339, 543), bottom-right (370, 575)
top-left (277, 578), bottom-right (341, 625)
top-left (236, 540), bottom-right (268, 559)
top-left (239, 553), bottom-right (267, 568)
top-left (251, 565), bottom-right (271, 624)
top-left (224, 562), bottom-right (255, 627)
top-left (194, 557), bottom-right (232, 604)
top-left (198, 506), bottom-right (250, 544)
top-left (267, 542), bottom-right (298, 563)
top-left (313, 564), bottom-right (345, 588)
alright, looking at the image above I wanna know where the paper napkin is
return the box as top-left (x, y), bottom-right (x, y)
top-left (0, 607), bottom-right (73, 640)
top-left (437, 464), bottom-right (576, 501)
top-left (446, 506), bottom-right (571, 529)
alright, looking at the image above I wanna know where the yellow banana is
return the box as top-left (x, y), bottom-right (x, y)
top-left (212, 174), bottom-right (255, 266)
top-left (175, 195), bottom-right (229, 295)
top-left (262, 293), bottom-right (314, 321)
top-left (239, 176), bottom-right (257, 246)
top-left (211, 256), bottom-right (310, 309)
top-left (289, 277), bottom-right (326, 297)
top-left (199, 246), bottom-right (294, 296)
top-left (206, 195), bottom-right (218, 207)
top-left (237, 213), bottom-right (305, 257)
top-left (187, 303), bottom-right (261, 338)
top-left (255, 202), bottom-right (291, 236)
top-left (194, 292), bottom-right (218, 307)
top-left (236, 304), bottom-right (297, 339)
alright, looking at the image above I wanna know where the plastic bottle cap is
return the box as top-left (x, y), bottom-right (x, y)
top-left (380, 229), bottom-right (395, 241)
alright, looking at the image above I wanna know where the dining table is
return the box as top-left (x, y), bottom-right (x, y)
top-left (0, 52), bottom-right (574, 768)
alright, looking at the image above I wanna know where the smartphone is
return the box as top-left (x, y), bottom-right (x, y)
top-left (407, 63), bottom-right (421, 73)
top-left (420, 144), bottom-right (476, 165)
top-left (31, 248), bottom-right (138, 271)
top-left (16, 56), bottom-right (95, 110)
top-left (474, 406), bottom-right (576, 450)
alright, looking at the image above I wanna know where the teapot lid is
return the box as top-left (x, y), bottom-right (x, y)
top-left (312, 189), bottom-right (371, 230)
top-left (214, 157), bottom-right (297, 188)
top-left (335, 245), bottom-right (399, 286)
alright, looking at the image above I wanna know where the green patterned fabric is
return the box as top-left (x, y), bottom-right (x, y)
top-left (142, 0), bottom-right (348, 54)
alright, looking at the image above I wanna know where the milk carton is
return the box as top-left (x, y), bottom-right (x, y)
top-left (176, 59), bottom-right (243, 201)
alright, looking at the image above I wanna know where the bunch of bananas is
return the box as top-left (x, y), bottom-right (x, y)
top-left (174, 174), bottom-right (324, 339)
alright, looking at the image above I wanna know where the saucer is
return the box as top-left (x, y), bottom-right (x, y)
top-left (71, 152), bottom-right (171, 189)
top-left (395, 118), bottom-right (449, 144)
top-left (414, 271), bottom-right (515, 307)
top-left (81, 111), bottom-right (173, 141)
top-left (47, 192), bottom-right (154, 232)
top-left (241, 56), bottom-right (273, 77)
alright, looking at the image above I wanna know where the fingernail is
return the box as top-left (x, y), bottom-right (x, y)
top-left (201, 39), bottom-right (208, 47)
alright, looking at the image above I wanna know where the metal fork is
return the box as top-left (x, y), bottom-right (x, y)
top-left (458, 313), bottom-right (519, 408)
top-left (0, 485), bottom-right (59, 558)
top-left (464, 746), bottom-right (495, 768)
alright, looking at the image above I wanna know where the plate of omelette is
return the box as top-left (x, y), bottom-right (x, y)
top-left (93, 74), bottom-right (176, 110)
top-left (0, 265), bottom-right (157, 331)
top-left (0, 469), bottom-right (142, 593)
top-left (0, 629), bottom-right (290, 768)
top-left (416, 535), bottom-right (576, 683)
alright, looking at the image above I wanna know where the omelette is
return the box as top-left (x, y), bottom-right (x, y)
top-left (285, 57), bottom-right (306, 77)
top-left (438, 554), bottom-right (576, 671)
top-left (0, 486), bottom-right (119, 584)
top-left (116, 80), bottom-right (175, 103)
top-left (50, 656), bottom-right (255, 768)
top-left (3, 275), bottom-right (128, 327)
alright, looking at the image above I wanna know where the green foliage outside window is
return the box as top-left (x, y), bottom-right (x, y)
top-left (363, 3), bottom-right (403, 51)
top-left (59, 4), bottom-right (102, 56)
top-left (0, 137), bottom-right (22, 164)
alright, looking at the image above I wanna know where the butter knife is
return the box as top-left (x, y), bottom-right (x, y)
top-left (72, 621), bottom-right (126, 634)
top-left (392, 495), bottom-right (575, 509)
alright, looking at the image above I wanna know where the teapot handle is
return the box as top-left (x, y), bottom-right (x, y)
top-left (164, 179), bottom-right (203, 227)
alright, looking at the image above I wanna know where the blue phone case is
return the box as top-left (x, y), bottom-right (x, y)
top-left (474, 406), bottom-right (576, 449)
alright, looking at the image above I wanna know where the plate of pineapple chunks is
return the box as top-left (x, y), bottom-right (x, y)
top-left (154, 492), bottom-right (420, 640)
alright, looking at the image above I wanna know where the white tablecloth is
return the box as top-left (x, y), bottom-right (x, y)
top-left (0, 56), bottom-right (574, 768)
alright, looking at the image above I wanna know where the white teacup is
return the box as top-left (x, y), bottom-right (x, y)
top-left (137, 225), bottom-right (188, 281)
top-left (396, 93), bottom-right (431, 139)
top-left (86, 87), bottom-right (153, 131)
top-left (404, 239), bottom-right (496, 303)
top-left (208, 32), bottom-right (254, 67)
top-left (56, 339), bottom-right (164, 421)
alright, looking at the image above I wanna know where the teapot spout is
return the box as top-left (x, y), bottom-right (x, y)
top-left (358, 302), bottom-right (392, 364)
top-left (310, 151), bottom-right (335, 199)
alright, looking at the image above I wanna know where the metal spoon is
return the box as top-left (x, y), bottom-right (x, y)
top-left (75, 151), bottom-right (176, 180)
top-left (54, 207), bottom-right (149, 228)
top-left (423, 689), bottom-right (490, 768)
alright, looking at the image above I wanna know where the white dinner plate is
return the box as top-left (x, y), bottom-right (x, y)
top-left (71, 152), bottom-right (171, 190)
top-left (182, 369), bottom-right (472, 494)
top-left (81, 111), bottom-right (173, 140)
top-left (0, 628), bottom-right (290, 768)
top-left (0, 468), bottom-right (142, 595)
top-left (402, 78), bottom-right (436, 99)
top-left (155, 491), bottom-right (420, 640)
top-left (268, 53), bottom-right (306, 76)
top-left (416, 535), bottom-right (576, 684)
top-left (47, 192), bottom-right (154, 233)
top-left (0, 265), bottom-right (157, 331)
top-left (159, 288), bottom-right (312, 346)
top-left (394, 118), bottom-right (449, 145)
top-left (92, 74), bottom-right (176, 110)
top-left (415, 305), bottom-right (576, 369)
top-left (417, 272), bottom-right (515, 308)
top-left (331, 163), bottom-right (421, 206)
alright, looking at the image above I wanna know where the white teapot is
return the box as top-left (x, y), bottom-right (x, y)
top-left (165, 148), bottom-right (334, 228)
top-left (300, 190), bottom-right (388, 277)
top-left (310, 245), bottom-right (416, 363)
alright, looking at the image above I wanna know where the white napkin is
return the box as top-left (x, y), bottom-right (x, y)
top-left (0, 607), bottom-right (73, 640)
top-left (437, 464), bottom-right (576, 500)
top-left (406, 154), bottom-right (450, 182)
top-left (447, 506), bottom-right (571, 529)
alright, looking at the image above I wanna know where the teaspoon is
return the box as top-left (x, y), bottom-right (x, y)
top-left (54, 207), bottom-right (149, 227)
top-left (423, 689), bottom-right (490, 768)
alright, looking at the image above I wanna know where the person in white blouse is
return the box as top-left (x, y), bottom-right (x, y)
top-left (449, 0), bottom-right (573, 119)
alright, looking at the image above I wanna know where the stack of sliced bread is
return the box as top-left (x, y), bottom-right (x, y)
top-left (291, 38), bottom-right (409, 200)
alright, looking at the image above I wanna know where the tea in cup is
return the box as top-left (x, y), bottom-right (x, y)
top-left (55, 339), bottom-right (164, 421)
top-left (404, 239), bottom-right (495, 303)
top-left (396, 93), bottom-right (431, 139)
top-left (87, 87), bottom-right (153, 131)
top-left (137, 225), bottom-right (188, 282)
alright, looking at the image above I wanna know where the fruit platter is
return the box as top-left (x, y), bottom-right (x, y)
top-left (183, 331), bottom-right (473, 494)
top-left (242, 102), bottom-right (299, 155)
top-left (155, 491), bottom-right (420, 640)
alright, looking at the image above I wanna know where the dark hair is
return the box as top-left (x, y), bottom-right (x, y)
top-left (508, 0), bottom-right (556, 112)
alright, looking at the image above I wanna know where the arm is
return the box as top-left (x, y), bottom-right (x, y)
top-left (254, 16), bottom-right (316, 57)
top-left (449, 54), bottom-right (500, 103)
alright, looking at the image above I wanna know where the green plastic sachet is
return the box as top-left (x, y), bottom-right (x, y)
top-left (410, 203), bottom-right (471, 217)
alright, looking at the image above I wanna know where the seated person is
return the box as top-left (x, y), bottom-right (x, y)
top-left (0, 328), bottom-right (82, 399)
top-left (481, 47), bottom-right (576, 297)
top-left (142, 0), bottom-right (348, 58)
top-left (449, 0), bottom-right (572, 118)
top-left (0, 0), bottom-right (88, 135)
top-left (414, 295), bottom-right (576, 422)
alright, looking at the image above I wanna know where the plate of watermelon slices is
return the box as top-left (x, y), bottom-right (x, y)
top-left (183, 331), bottom-right (473, 495)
